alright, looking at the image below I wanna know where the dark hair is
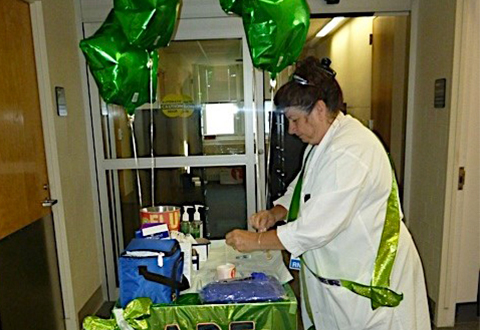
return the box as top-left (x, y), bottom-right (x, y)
top-left (274, 56), bottom-right (344, 117)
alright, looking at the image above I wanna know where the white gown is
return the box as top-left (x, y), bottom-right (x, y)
top-left (275, 113), bottom-right (431, 330)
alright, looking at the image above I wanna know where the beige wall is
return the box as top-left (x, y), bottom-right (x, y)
top-left (407, 0), bottom-right (457, 303)
top-left (41, 0), bottom-right (101, 315)
top-left (306, 17), bottom-right (373, 125)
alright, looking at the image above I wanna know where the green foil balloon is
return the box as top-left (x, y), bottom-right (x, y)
top-left (220, 0), bottom-right (310, 79)
top-left (79, 10), bottom-right (158, 115)
top-left (114, 0), bottom-right (181, 51)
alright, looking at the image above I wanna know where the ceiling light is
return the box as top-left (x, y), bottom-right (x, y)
top-left (316, 17), bottom-right (345, 38)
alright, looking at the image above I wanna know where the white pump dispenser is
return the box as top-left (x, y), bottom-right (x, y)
top-left (181, 206), bottom-right (193, 234)
top-left (192, 205), bottom-right (203, 238)
top-left (193, 205), bottom-right (201, 221)
top-left (182, 206), bottom-right (193, 221)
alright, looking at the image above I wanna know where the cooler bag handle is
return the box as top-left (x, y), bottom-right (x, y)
top-left (138, 266), bottom-right (190, 291)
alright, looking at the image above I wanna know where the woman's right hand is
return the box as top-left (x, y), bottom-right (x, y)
top-left (249, 210), bottom-right (279, 231)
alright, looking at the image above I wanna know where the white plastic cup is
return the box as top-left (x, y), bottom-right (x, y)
top-left (216, 263), bottom-right (236, 280)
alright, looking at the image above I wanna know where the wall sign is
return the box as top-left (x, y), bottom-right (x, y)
top-left (161, 94), bottom-right (195, 118)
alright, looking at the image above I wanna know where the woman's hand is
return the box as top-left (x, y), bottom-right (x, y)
top-left (225, 229), bottom-right (258, 253)
top-left (249, 210), bottom-right (277, 231)
top-left (249, 205), bottom-right (287, 231)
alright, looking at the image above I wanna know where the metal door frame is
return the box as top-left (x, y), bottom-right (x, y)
top-left (84, 17), bottom-right (265, 300)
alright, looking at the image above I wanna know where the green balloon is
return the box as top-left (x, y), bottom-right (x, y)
top-left (79, 10), bottom-right (158, 115)
top-left (220, 0), bottom-right (310, 79)
top-left (114, 0), bottom-right (181, 51)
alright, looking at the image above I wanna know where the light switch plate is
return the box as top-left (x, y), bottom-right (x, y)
top-left (434, 78), bottom-right (446, 108)
top-left (55, 86), bottom-right (68, 116)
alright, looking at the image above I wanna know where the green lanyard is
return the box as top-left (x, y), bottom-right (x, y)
top-left (287, 150), bottom-right (403, 310)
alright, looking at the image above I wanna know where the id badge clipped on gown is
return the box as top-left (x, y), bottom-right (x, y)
top-left (289, 256), bottom-right (301, 270)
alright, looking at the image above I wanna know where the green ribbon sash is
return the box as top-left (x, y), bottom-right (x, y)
top-left (82, 297), bottom-right (152, 330)
top-left (287, 147), bottom-right (314, 222)
top-left (287, 149), bottom-right (403, 310)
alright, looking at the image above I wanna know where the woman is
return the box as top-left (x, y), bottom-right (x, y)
top-left (226, 57), bottom-right (430, 329)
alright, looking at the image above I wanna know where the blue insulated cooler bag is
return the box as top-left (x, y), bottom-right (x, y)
top-left (119, 238), bottom-right (189, 307)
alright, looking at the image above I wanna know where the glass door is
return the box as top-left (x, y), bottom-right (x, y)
top-left (84, 18), bottom-right (263, 300)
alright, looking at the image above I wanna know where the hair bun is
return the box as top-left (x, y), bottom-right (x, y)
top-left (320, 57), bottom-right (336, 77)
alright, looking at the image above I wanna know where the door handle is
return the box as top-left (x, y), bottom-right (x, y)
top-left (42, 198), bottom-right (58, 207)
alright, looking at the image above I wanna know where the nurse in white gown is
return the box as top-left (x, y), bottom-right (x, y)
top-left (226, 56), bottom-right (430, 330)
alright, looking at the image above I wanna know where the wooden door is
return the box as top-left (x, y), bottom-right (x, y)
top-left (0, 1), bottom-right (65, 329)
top-left (371, 16), bottom-right (409, 187)
top-left (0, 0), bottom-right (51, 239)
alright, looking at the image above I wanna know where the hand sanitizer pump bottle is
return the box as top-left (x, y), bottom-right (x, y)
top-left (191, 205), bottom-right (203, 239)
top-left (181, 206), bottom-right (193, 235)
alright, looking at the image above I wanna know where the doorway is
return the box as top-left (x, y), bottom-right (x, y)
top-left (259, 16), bottom-right (410, 327)
top-left (84, 18), bottom-right (260, 300)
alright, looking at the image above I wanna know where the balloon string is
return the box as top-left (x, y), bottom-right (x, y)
top-left (265, 77), bottom-right (277, 205)
top-left (252, 71), bottom-right (265, 211)
top-left (262, 77), bottom-right (276, 261)
top-left (128, 114), bottom-right (143, 207)
top-left (149, 57), bottom-right (155, 207)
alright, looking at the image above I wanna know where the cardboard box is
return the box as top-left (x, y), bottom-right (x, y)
top-left (179, 242), bottom-right (192, 286)
top-left (192, 238), bottom-right (211, 270)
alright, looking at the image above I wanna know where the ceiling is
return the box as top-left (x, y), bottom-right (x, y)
top-left (306, 18), bottom-right (330, 44)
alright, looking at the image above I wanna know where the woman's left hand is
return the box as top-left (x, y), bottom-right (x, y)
top-left (225, 229), bottom-right (258, 253)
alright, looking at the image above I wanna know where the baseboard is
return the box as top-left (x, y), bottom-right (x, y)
top-left (78, 286), bottom-right (104, 327)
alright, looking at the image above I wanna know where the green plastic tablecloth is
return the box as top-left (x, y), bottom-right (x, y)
top-left (147, 285), bottom-right (297, 330)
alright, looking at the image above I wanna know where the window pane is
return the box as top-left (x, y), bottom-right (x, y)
top-left (111, 166), bottom-right (247, 248)
top-left (101, 39), bottom-right (245, 158)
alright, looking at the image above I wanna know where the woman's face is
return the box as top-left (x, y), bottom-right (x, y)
top-left (285, 101), bottom-right (330, 145)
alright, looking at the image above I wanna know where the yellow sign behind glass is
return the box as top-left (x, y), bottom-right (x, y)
top-left (161, 94), bottom-right (195, 118)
